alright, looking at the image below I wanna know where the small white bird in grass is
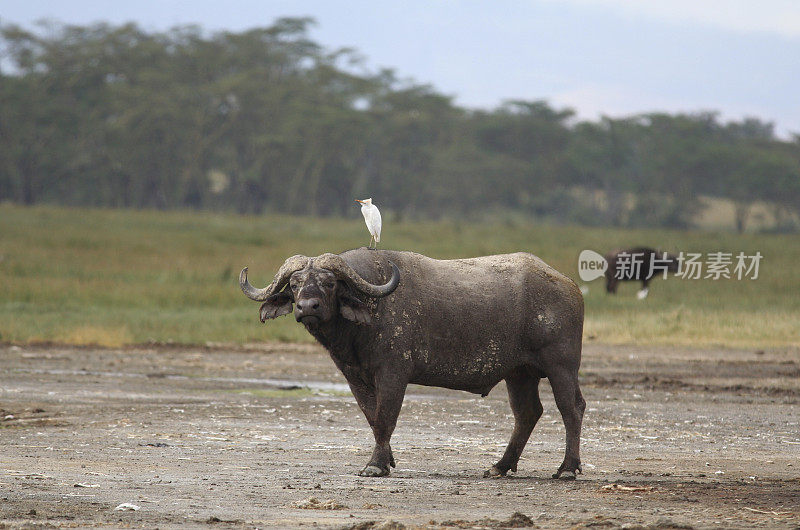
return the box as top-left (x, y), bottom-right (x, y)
top-left (355, 198), bottom-right (381, 250)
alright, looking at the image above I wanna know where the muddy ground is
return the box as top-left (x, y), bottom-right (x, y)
top-left (1, 342), bottom-right (798, 529)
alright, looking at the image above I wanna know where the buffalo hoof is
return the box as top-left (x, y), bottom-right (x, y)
top-left (359, 465), bottom-right (389, 477)
top-left (552, 469), bottom-right (578, 480)
top-left (483, 466), bottom-right (507, 478)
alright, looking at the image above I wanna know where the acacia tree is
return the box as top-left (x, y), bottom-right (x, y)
top-left (0, 20), bottom-right (798, 231)
top-left (732, 150), bottom-right (799, 232)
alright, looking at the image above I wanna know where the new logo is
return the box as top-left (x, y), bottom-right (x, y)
top-left (577, 250), bottom-right (608, 282)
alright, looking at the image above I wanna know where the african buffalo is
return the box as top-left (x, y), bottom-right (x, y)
top-left (604, 247), bottom-right (679, 298)
top-left (240, 248), bottom-right (585, 479)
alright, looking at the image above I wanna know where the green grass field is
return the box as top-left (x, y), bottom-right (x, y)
top-left (1, 204), bottom-right (797, 348)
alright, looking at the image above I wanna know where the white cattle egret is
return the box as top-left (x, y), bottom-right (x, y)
top-left (355, 198), bottom-right (381, 250)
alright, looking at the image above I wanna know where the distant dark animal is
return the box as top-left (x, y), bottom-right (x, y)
top-left (240, 248), bottom-right (585, 479)
top-left (604, 247), bottom-right (679, 296)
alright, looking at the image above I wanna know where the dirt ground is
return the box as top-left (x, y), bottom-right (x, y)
top-left (1, 342), bottom-right (798, 529)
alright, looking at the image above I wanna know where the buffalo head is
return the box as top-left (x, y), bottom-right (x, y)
top-left (240, 253), bottom-right (399, 327)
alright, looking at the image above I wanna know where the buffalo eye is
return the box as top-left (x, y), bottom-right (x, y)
top-left (290, 283), bottom-right (298, 291)
top-left (323, 281), bottom-right (335, 289)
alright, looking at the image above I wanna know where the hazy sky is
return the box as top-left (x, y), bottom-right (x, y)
top-left (3, 0), bottom-right (799, 137)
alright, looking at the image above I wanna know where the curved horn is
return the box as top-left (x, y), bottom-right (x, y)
top-left (313, 253), bottom-right (400, 298)
top-left (239, 255), bottom-right (310, 301)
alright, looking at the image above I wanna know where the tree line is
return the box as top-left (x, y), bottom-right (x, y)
top-left (1, 18), bottom-right (798, 231)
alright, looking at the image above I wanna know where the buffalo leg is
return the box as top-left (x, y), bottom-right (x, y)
top-left (485, 371), bottom-right (542, 477)
top-left (359, 374), bottom-right (406, 477)
top-left (548, 365), bottom-right (586, 479)
top-left (637, 278), bottom-right (650, 299)
top-left (343, 376), bottom-right (396, 472)
top-left (345, 376), bottom-right (377, 425)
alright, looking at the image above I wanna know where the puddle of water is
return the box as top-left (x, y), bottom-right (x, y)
top-left (15, 368), bottom-right (352, 393)
top-left (14, 368), bottom-right (454, 401)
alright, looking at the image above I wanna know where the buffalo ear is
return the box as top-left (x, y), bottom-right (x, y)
top-left (258, 287), bottom-right (293, 322)
top-left (338, 292), bottom-right (372, 325)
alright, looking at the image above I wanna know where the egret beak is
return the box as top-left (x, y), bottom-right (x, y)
top-left (355, 199), bottom-right (364, 204)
